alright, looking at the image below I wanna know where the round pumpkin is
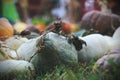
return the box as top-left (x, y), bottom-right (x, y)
top-left (80, 10), bottom-right (120, 36)
top-left (46, 21), bottom-right (74, 34)
top-left (94, 49), bottom-right (120, 71)
top-left (36, 24), bottom-right (46, 33)
top-left (61, 22), bottom-right (72, 34)
top-left (13, 22), bottom-right (27, 33)
top-left (0, 18), bottom-right (14, 41)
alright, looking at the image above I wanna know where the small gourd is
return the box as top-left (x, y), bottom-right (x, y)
top-left (0, 18), bottom-right (14, 41)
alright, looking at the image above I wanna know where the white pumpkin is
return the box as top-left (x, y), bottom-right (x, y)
top-left (103, 35), bottom-right (114, 51)
top-left (0, 41), bottom-right (17, 61)
top-left (13, 22), bottom-right (27, 33)
top-left (0, 60), bottom-right (35, 79)
top-left (5, 36), bottom-right (28, 50)
top-left (77, 27), bottom-right (120, 62)
top-left (17, 36), bottom-right (38, 61)
top-left (113, 27), bottom-right (120, 40)
top-left (112, 27), bottom-right (120, 50)
top-left (78, 34), bottom-right (110, 62)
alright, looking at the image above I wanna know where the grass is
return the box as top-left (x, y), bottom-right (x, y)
top-left (35, 61), bottom-right (120, 80)
top-left (1, 61), bottom-right (120, 80)
top-left (34, 61), bottom-right (120, 80)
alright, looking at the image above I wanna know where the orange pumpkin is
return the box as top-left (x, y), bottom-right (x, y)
top-left (46, 21), bottom-right (74, 34)
top-left (0, 18), bottom-right (14, 41)
top-left (61, 22), bottom-right (72, 34)
top-left (36, 24), bottom-right (46, 32)
top-left (62, 22), bottom-right (79, 34)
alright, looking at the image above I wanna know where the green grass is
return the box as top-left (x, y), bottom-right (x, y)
top-left (34, 61), bottom-right (120, 80)
top-left (35, 64), bottom-right (95, 80)
top-left (1, 61), bottom-right (120, 80)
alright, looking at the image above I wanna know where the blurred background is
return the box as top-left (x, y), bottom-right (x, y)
top-left (0, 0), bottom-right (101, 22)
top-left (0, 0), bottom-right (120, 36)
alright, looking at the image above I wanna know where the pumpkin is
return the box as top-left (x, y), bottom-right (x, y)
top-left (13, 22), bottom-right (27, 33)
top-left (80, 10), bottom-right (120, 36)
top-left (17, 32), bottom-right (78, 73)
top-left (61, 22), bottom-right (80, 33)
top-left (46, 21), bottom-right (75, 34)
top-left (112, 27), bottom-right (120, 50)
top-left (94, 49), bottom-right (120, 71)
top-left (0, 41), bottom-right (17, 61)
top-left (77, 27), bottom-right (120, 62)
top-left (0, 60), bottom-right (35, 80)
top-left (36, 23), bottom-right (46, 33)
top-left (0, 18), bottom-right (14, 41)
top-left (77, 34), bottom-right (111, 62)
top-left (93, 50), bottom-right (120, 80)
top-left (61, 22), bottom-right (72, 34)
top-left (112, 26), bottom-right (120, 40)
top-left (5, 36), bottom-right (28, 50)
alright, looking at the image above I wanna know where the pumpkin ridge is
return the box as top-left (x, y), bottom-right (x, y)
top-left (87, 11), bottom-right (96, 29)
top-left (91, 11), bottom-right (101, 30)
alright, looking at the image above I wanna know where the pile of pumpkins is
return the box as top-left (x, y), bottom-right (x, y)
top-left (0, 17), bottom-right (78, 79)
top-left (0, 17), bottom-right (120, 79)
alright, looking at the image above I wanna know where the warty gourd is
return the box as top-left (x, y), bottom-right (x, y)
top-left (17, 32), bottom-right (78, 73)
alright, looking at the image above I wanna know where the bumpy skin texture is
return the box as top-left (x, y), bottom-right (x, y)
top-left (17, 32), bottom-right (78, 73)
